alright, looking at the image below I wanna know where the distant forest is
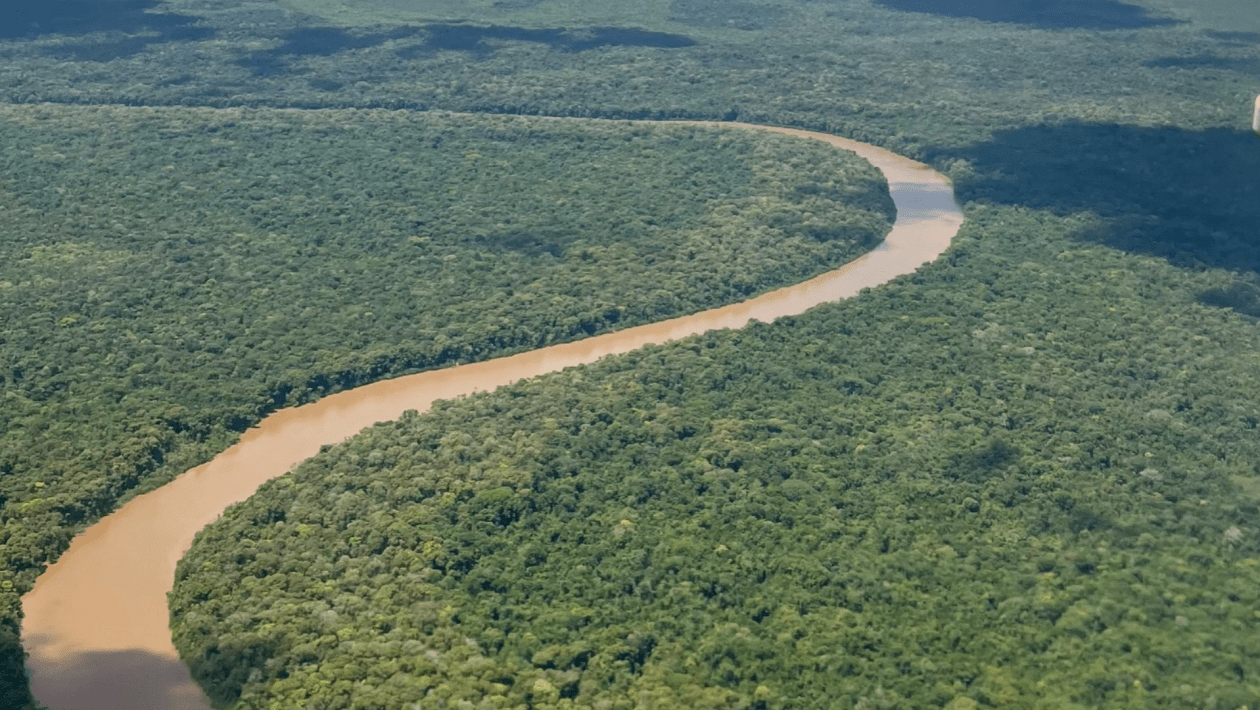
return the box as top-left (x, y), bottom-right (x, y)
top-left (3, 0), bottom-right (1260, 707)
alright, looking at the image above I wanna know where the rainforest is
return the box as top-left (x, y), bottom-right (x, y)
top-left (4, 0), bottom-right (1260, 708)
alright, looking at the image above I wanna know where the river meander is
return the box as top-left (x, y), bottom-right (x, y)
top-left (21, 119), bottom-right (963, 710)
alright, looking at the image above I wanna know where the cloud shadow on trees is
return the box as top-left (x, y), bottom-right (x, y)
top-left (237, 26), bottom-right (421, 76)
top-left (1144, 55), bottom-right (1260, 77)
top-left (934, 122), bottom-right (1260, 315)
top-left (4, 0), bottom-right (213, 61)
top-left (668, 0), bottom-right (784, 31)
top-left (239, 23), bottom-right (695, 75)
top-left (403, 23), bottom-right (696, 57)
top-left (873, 0), bottom-right (1181, 30)
top-left (1203, 30), bottom-right (1259, 44)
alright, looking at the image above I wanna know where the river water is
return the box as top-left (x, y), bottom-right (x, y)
top-left (21, 120), bottom-right (963, 710)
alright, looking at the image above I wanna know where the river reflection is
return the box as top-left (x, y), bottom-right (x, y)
top-left (884, 184), bottom-right (961, 223)
top-left (21, 120), bottom-right (963, 710)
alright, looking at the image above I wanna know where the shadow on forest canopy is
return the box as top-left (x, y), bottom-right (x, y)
top-left (239, 23), bottom-right (694, 75)
top-left (936, 122), bottom-right (1260, 315)
top-left (874, 0), bottom-right (1181, 30)
top-left (402, 23), bottom-right (696, 56)
top-left (1144, 55), bottom-right (1260, 77)
top-left (1204, 30), bottom-right (1260, 44)
top-left (669, 0), bottom-right (784, 31)
top-left (5, 0), bottom-right (213, 61)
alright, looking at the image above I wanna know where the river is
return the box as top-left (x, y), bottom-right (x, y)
top-left (20, 119), bottom-right (963, 710)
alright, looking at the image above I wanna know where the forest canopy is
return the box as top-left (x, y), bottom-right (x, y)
top-left (4, 0), bottom-right (1260, 707)
top-left (0, 103), bottom-right (893, 707)
top-left (173, 199), bottom-right (1260, 709)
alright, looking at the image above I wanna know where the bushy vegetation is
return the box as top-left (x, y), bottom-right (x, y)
top-left (0, 104), bottom-right (891, 707)
top-left (172, 200), bottom-right (1260, 709)
top-left (3, 0), bottom-right (1260, 707)
top-left (2, 0), bottom-right (1256, 150)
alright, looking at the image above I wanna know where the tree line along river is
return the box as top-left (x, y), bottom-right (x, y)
top-left (21, 119), bottom-right (963, 710)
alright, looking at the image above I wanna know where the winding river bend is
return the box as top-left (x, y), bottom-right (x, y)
top-left (21, 119), bottom-right (963, 710)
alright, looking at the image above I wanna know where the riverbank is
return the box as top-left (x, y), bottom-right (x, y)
top-left (21, 119), bottom-right (961, 710)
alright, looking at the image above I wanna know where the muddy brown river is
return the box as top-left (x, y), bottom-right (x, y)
top-left (21, 119), bottom-right (963, 710)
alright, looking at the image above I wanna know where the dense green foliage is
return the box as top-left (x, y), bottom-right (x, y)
top-left (0, 103), bottom-right (890, 707)
top-left (4, 0), bottom-right (1260, 706)
top-left (173, 201), bottom-right (1260, 709)
top-left (2, 0), bottom-right (1256, 150)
